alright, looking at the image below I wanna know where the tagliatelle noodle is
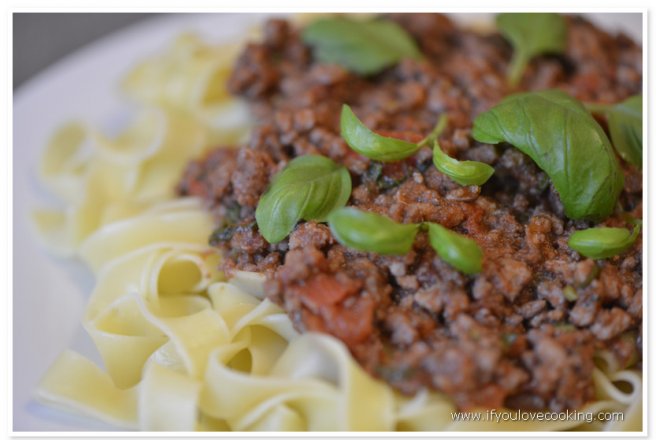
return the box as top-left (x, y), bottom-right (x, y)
top-left (122, 33), bottom-right (252, 146)
top-left (32, 33), bottom-right (251, 257)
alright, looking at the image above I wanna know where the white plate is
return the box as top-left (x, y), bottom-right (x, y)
top-left (13, 12), bottom-right (642, 432)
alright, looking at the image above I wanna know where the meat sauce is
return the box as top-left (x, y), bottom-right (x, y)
top-left (178, 14), bottom-right (642, 411)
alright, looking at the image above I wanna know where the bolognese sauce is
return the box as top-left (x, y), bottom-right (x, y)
top-left (178, 14), bottom-right (642, 411)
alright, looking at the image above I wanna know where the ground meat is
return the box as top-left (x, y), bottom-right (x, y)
top-left (488, 258), bottom-right (533, 302)
top-left (177, 14), bottom-right (642, 411)
top-left (518, 300), bottom-right (547, 319)
top-left (288, 222), bottom-right (333, 250)
top-left (227, 43), bottom-right (279, 98)
top-left (536, 280), bottom-right (567, 310)
top-left (178, 148), bottom-right (237, 204)
top-left (569, 289), bottom-right (601, 327)
top-left (232, 148), bottom-right (276, 207)
top-left (520, 327), bottom-right (596, 411)
top-left (589, 308), bottom-right (633, 341)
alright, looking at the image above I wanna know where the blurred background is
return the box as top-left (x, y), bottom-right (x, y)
top-left (13, 13), bottom-right (156, 89)
top-left (14, 13), bottom-right (642, 90)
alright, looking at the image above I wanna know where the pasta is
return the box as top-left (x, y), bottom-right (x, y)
top-left (32, 23), bottom-right (642, 432)
top-left (32, 33), bottom-right (251, 257)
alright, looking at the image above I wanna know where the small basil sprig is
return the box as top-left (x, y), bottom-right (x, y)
top-left (327, 207), bottom-right (418, 255)
top-left (256, 155), bottom-right (351, 243)
top-left (472, 90), bottom-right (623, 221)
top-left (568, 220), bottom-right (642, 260)
top-left (427, 223), bottom-right (483, 275)
top-left (418, 113), bottom-right (448, 148)
top-left (588, 95), bottom-right (642, 167)
top-left (302, 17), bottom-right (421, 76)
top-left (341, 105), bottom-right (421, 161)
top-left (327, 207), bottom-right (483, 274)
top-left (432, 140), bottom-right (495, 186)
top-left (341, 105), bottom-right (450, 163)
top-left (496, 13), bottom-right (567, 86)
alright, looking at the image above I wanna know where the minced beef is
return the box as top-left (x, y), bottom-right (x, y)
top-left (177, 14), bottom-right (642, 411)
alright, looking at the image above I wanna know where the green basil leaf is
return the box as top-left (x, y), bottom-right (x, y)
top-left (417, 113), bottom-right (449, 148)
top-left (256, 155), bottom-right (351, 243)
top-left (607, 95), bottom-right (643, 167)
top-left (302, 17), bottom-right (421, 76)
top-left (327, 207), bottom-right (418, 255)
top-left (496, 13), bottom-right (567, 86)
top-left (427, 223), bottom-right (483, 275)
top-left (341, 104), bottom-right (420, 161)
top-left (568, 221), bottom-right (641, 259)
top-left (432, 140), bottom-right (495, 186)
top-left (472, 90), bottom-right (623, 221)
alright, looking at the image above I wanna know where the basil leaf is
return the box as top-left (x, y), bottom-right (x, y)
top-left (432, 140), bottom-right (495, 186)
top-left (256, 155), bottom-right (351, 243)
top-left (607, 95), bottom-right (643, 167)
top-left (496, 13), bottom-right (567, 86)
top-left (341, 104), bottom-right (420, 161)
top-left (427, 223), bottom-right (483, 275)
top-left (472, 90), bottom-right (624, 221)
top-left (328, 208), bottom-right (484, 275)
top-left (568, 221), bottom-right (641, 259)
top-left (302, 17), bottom-right (421, 76)
top-left (327, 207), bottom-right (418, 255)
top-left (417, 113), bottom-right (449, 148)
